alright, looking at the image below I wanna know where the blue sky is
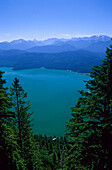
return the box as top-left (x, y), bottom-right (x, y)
top-left (0, 0), bottom-right (112, 41)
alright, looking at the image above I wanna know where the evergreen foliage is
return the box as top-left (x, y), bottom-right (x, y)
top-left (10, 77), bottom-right (41, 169)
top-left (34, 135), bottom-right (67, 169)
top-left (65, 45), bottom-right (112, 169)
top-left (0, 71), bottom-right (25, 170)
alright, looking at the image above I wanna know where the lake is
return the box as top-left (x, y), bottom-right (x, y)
top-left (0, 67), bottom-right (90, 137)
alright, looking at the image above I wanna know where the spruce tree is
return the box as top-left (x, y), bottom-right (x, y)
top-left (65, 45), bottom-right (112, 169)
top-left (10, 77), bottom-right (41, 169)
top-left (0, 71), bottom-right (25, 170)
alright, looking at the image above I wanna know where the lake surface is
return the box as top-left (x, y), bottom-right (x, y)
top-left (0, 67), bottom-right (90, 137)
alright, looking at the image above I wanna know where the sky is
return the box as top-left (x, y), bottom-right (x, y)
top-left (0, 0), bottom-right (112, 42)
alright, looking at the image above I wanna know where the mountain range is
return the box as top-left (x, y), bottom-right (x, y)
top-left (0, 35), bottom-right (111, 53)
top-left (0, 35), bottom-right (111, 73)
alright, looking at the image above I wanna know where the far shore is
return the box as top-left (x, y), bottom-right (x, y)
top-left (0, 66), bottom-right (90, 75)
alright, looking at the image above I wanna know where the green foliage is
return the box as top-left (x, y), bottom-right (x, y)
top-left (0, 123), bottom-right (25, 170)
top-left (65, 45), bottom-right (112, 169)
top-left (10, 77), bottom-right (42, 169)
top-left (0, 71), bottom-right (25, 170)
top-left (0, 71), bottom-right (14, 122)
top-left (34, 135), bottom-right (68, 169)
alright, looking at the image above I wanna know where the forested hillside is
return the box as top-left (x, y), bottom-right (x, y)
top-left (0, 50), bottom-right (105, 73)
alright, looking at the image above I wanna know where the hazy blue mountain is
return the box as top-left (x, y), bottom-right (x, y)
top-left (71, 35), bottom-right (111, 41)
top-left (27, 44), bottom-right (77, 53)
top-left (0, 35), bottom-right (111, 52)
top-left (53, 35), bottom-right (111, 52)
top-left (0, 39), bottom-right (44, 50)
top-left (41, 35), bottom-right (111, 53)
top-left (0, 49), bottom-right (105, 73)
top-left (40, 38), bottom-right (59, 45)
top-left (85, 40), bottom-right (112, 52)
top-left (0, 49), bottom-right (26, 56)
top-left (0, 38), bottom-right (60, 50)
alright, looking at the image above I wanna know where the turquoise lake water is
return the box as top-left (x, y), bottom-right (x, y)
top-left (0, 67), bottom-right (90, 137)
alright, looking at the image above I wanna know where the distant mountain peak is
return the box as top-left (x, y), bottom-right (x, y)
top-left (71, 35), bottom-right (111, 41)
top-left (0, 35), bottom-right (111, 51)
top-left (11, 39), bottom-right (26, 44)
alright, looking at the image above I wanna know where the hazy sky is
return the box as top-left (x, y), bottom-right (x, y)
top-left (0, 0), bottom-right (112, 41)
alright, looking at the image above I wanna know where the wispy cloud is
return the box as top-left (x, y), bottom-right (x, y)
top-left (61, 34), bottom-right (71, 37)
top-left (72, 34), bottom-right (95, 38)
top-left (4, 33), bottom-right (12, 36)
top-left (0, 33), bottom-right (12, 36)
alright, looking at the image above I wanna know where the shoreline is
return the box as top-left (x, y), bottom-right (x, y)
top-left (0, 66), bottom-right (90, 75)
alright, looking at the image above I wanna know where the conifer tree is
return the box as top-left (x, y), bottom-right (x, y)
top-left (65, 45), bottom-right (112, 169)
top-left (10, 77), bottom-right (41, 169)
top-left (0, 71), bottom-right (13, 122)
top-left (0, 71), bottom-right (25, 170)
